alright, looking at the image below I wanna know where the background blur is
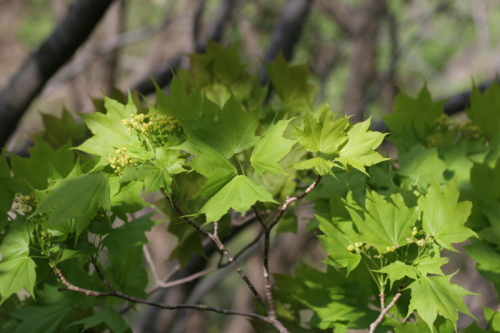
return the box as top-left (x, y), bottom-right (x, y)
top-left (1, 0), bottom-right (499, 332)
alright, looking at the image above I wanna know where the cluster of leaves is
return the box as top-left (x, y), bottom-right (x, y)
top-left (0, 41), bottom-right (499, 333)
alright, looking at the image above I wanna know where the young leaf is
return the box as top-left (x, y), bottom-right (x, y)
top-left (0, 218), bottom-right (36, 305)
top-left (336, 118), bottom-right (387, 175)
top-left (414, 256), bottom-right (448, 276)
top-left (250, 119), bottom-right (296, 177)
top-left (103, 215), bottom-right (154, 258)
top-left (69, 307), bottom-right (129, 333)
top-left (347, 191), bottom-right (418, 253)
top-left (181, 140), bottom-right (237, 197)
top-left (470, 158), bottom-right (500, 200)
top-left (418, 179), bottom-right (475, 251)
top-left (384, 86), bottom-right (444, 152)
top-left (406, 275), bottom-right (475, 332)
top-left (464, 238), bottom-right (500, 295)
top-left (77, 95), bottom-right (153, 160)
top-left (182, 96), bottom-right (260, 159)
top-left (120, 166), bottom-right (172, 194)
top-left (375, 261), bottom-right (418, 289)
top-left (198, 175), bottom-right (276, 223)
top-left (293, 108), bottom-right (349, 154)
top-left (35, 173), bottom-right (111, 236)
top-left (106, 247), bottom-right (148, 300)
top-left (316, 215), bottom-right (361, 274)
top-left (291, 157), bottom-right (337, 176)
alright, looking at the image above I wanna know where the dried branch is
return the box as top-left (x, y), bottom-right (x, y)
top-left (369, 289), bottom-right (403, 333)
top-left (51, 263), bottom-right (270, 323)
top-left (0, 0), bottom-right (115, 149)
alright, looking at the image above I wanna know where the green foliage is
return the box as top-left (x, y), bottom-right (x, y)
top-left (1, 41), bottom-right (498, 333)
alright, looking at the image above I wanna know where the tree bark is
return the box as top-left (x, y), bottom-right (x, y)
top-left (0, 0), bottom-right (115, 149)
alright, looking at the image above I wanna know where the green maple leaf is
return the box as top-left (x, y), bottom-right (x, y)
top-left (464, 238), bottom-right (500, 295)
top-left (375, 261), bottom-right (418, 289)
top-left (250, 119), bottom-right (296, 177)
top-left (482, 304), bottom-right (500, 331)
top-left (120, 166), bottom-right (172, 194)
top-left (336, 118), bottom-right (388, 175)
top-left (462, 321), bottom-right (489, 333)
top-left (397, 145), bottom-right (446, 191)
top-left (264, 53), bottom-right (316, 108)
top-left (198, 175), bottom-right (276, 223)
top-left (418, 178), bottom-right (475, 251)
top-left (467, 81), bottom-right (500, 140)
top-left (35, 173), bottom-right (111, 236)
top-left (347, 191), bottom-right (418, 253)
top-left (77, 95), bottom-right (153, 160)
top-left (470, 158), bottom-right (500, 200)
top-left (31, 108), bottom-right (89, 147)
top-left (317, 215), bottom-right (360, 274)
top-left (414, 255), bottom-right (448, 276)
top-left (407, 275), bottom-right (475, 332)
top-left (384, 86), bottom-right (444, 152)
top-left (180, 140), bottom-right (237, 197)
top-left (10, 302), bottom-right (77, 333)
top-left (120, 140), bottom-right (187, 194)
top-left (106, 247), bottom-right (148, 301)
top-left (291, 157), bottom-right (337, 176)
top-left (103, 215), bottom-right (154, 258)
top-left (293, 108), bottom-right (349, 154)
top-left (182, 96), bottom-right (260, 159)
top-left (69, 307), bottom-right (129, 333)
top-left (9, 139), bottom-right (74, 190)
top-left (155, 76), bottom-right (202, 120)
top-left (0, 218), bottom-right (36, 305)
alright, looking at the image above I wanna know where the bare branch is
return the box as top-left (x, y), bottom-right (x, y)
top-left (51, 263), bottom-right (270, 323)
top-left (0, 0), bottom-right (115, 149)
top-left (268, 174), bottom-right (322, 230)
top-left (263, 267), bottom-right (276, 319)
top-left (369, 289), bottom-right (403, 333)
top-left (170, 196), bottom-right (269, 312)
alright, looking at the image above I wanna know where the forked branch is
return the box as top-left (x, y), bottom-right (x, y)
top-left (369, 288), bottom-right (403, 333)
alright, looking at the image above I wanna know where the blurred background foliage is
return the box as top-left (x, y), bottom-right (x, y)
top-left (2, 0), bottom-right (500, 151)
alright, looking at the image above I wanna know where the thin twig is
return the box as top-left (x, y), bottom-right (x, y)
top-left (267, 174), bottom-right (322, 230)
top-left (51, 263), bottom-right (270, 323)
top-left (253, 204), bottom-right (266, 230)
top-left (143, 245), bottom-right (162, 286)
top-left (170, 196), bottom-right (269, 312)
top-left (379, 293), bottom-right (385, 311)
top-left (92, 260), bottom-right (116, 292)
top-left (369, 289), bottom-right (403, 333)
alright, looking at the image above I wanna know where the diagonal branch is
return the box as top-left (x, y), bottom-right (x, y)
top-left (0, 0), bottom-right (115, 149)
top-left (369, 288), bottom-right (403, 333)
top-left (51, 263), bottom-right (270, 323)
top-left (170, 196), bottom-right (269, 312)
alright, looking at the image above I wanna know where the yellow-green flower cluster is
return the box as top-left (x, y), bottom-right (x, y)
top-left (108, 147), bottom-right (136, 177)
top-left (459, 120), bottom-right (482, 139)
top-left (122, 113), bottom-right (182, 136)
top-left (406, 227), bottom-right (434, 247)
top-left (13, 193), bottom-right (37, 215)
